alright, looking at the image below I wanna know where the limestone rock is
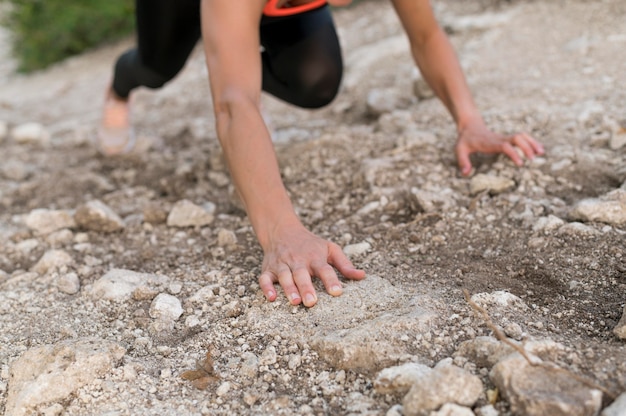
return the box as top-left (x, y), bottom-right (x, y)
top-left (74, 200), bottom-right (125, 232)
top-left (374, 362), bottom-right (432, 394)
top-left (25, 209), bottom-right (76, 235)
top-left (11, 122), bottom-right (50, 146)
top-left (5, 338), bottom-right (125, 416)
top-left (470, 174), bottom-right (516, 195)
top-left (217, 228), bottom-right (237, 247)
top-left (431, 403), bottom-right (475, 416)
top-left (343, 242), bottom-right (371, 257)
top-left (470, 291), bottom-right (528, 312)
top-left (402, 362), bottom-right (483, 416)
top-left (367, 88), bottom-right (403, 116)
top-left (167, 199), bottom-right (215, 227)
top-left (532, 215), bottom-right (565, 233)
top-left (31, 250), bottom-right (73, 275)
top-left (569, 189), bottom-right (626, 226)
top-left (56, 272), bottom-right (80, 295)
top-left (149, 293), bottom-right (183, 321)
top-left (490, 353), bottom-right (602, 416)
top-left (411, 187), bottom-right (457, 213)
top-left (89, 269), bottom-right (169, 302)
top-left (454, 336), bottom-right (515, 368)
top-left (602, 393), bottom-right (626, 416)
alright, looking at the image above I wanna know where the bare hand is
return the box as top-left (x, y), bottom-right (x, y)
top-left (455, 120), bottom-right (544, 176)
top-left (258, 225), bottom-right (366, 307)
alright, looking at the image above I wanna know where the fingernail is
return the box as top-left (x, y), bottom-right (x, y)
top-left (304, 294), bottom-right (316, 305)
top-left (265, 290), bottom-right (275, 300)
top-left (331, 285), bottom-right (342, 295)
top-left (289, 293), bottom-right (300, 302)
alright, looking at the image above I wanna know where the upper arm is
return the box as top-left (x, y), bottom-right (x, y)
top-left (201, 0), bottom-right (265, 112)
top-left (390, 0), bottom-right (441, 47)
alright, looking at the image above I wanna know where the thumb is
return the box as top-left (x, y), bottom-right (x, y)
top-left (455, 142), bottom-right (472, 176)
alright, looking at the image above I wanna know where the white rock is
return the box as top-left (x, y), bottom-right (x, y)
top-left (216, 381), bottom-right (231, 397)
top-left (470, 174), bottom-right (516, 195)
top-left (411, 187), bottom-right (457, 213)
top-left (374, 362), bottom-right (432, 394)
top-left (167, 199), bottom-right (215, 227)
top-left (25, 209), bottom-right (76, 235)
top-left (491, 353), bottom-right (602, 416)
top-left (56, 272), bottom-right (80, 295)
top-left (602, 393), bottom-right (626, 416)
top-left (532, 215), bottom-right (565, 233)
top-left (569, 189), bottom-right (626, 226)
top-left (11, 122), bottom-right (50, 146)
top-left (343, 242), bottom-right (371, 257)
top-left (557, 222), bottom-right (600, 237)
top-left (31, 250), bottom-right (73, 275)
top-left (217, 228), bottom-right (237, 247)
top-left (432, 403), bottom-right (475, 416)
top-left (366, 88), bottom-right (403, 116)
top-left (149, 293), bottom-right (183, 321)
top-left (74, 200), bottom-right (124, 232)
top-left (403, 364), bottom-right (483, 415)
top-left (240, 352), bottom-right (260, 379)
top-left (471, 291), bottom-right (528, 311)
top-left (5, 338), bottom-right (125, 416)
top-left (89, 269), bottom-right (169, 302)
top-left (476, 405), bottom-right (500, 416)
top-left (259, 346), bottom-right (278, 366)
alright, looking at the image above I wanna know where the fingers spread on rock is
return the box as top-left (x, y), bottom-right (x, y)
top-left (292, 267), bottom-right (317, 307)
top-left (259, 271), bottom-right (278, 301)
top-left (502, 142), bottom-right (523, 166)
top-left (329, 243), bottom-right (366, 280)
top-left (513, 134), bottom-right (536, 160)
top-left (312, 261), bottom-right (343, 297)
top-left (277, 267), bottom-right (301, 305)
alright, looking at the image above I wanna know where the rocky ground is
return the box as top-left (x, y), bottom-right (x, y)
top-left (1, 0), bottom-right (625, 415)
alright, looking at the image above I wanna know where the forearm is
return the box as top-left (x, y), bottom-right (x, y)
top-left (214, 97), bottom-right (302, 249)
top-left (411, 28), bottom-right (484, 130)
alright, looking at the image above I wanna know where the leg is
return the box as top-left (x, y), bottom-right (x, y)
top-left (112, 0), bottom-right (202, 98)
top-left (260, 6), bottom-right (343, 109)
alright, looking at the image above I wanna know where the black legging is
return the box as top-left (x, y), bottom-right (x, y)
top-left (112, 0), bottom-right (343, 109)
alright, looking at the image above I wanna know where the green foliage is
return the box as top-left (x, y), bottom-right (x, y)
top-left (1, 0), bottom-right (134, 72)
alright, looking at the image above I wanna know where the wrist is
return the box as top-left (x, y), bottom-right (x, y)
top-left (456, 112), bottom-right (485, 133)
top-left (253, 209), bottom-right (304, 250)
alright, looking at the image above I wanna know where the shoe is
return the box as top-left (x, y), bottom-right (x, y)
top-left (97, 91), bottom-right (136, 156)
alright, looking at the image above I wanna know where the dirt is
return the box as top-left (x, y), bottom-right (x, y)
top-left (0, 0), bottom-right (625, 415)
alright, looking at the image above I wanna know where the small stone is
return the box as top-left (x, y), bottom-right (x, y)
top-left (288, 354), bottom-right (302, 370)
top-left (432, 403), bottom-right (475, 416)
top-left (557, 222), bottom-right (599, 237)
top-left (613, 304), bottom-right (626, 340)
top-left (74, 200), bottom-right (125, 232)
top-left (216, 381), bottom-right (231, 397)
top-left (470, 174), bottom-right (516, 195)
top-left (167, 199), bottom-right (215, 227)
top-left (503, 322), bottom-right (524, 341)
top-left (56, 272), bottom-right (80, 295)
top-left (240, 352), bottom-right (259, 379)
top-left (31, 250), bottom-right (73, 275)
top-left (149, 293), bottom-right (183, 321)
top-left (386, 404), bottom-right (404, 416)
top-left (217, 228), bottom-right (237, 247)
top-left (532, 215), bottom-right (565, 233)
top-left (374, 362), bottom-right (432, 394)
top-left (476, 405), bottom-right (500, 416)
top-left (11, 122), bottom-right (50, 146)
top-left (142, 202), bottom-right (168, 224)
top-left (25, 209), bottom-right (76, 235)
top-left (366, 88), bottom-right (403, 116)
top-left (343, 242), bottom-right (371, 257)
top-left (259, 346), bottom-right (277, 366)
top-left (454, 336), bottom-right (515, 368)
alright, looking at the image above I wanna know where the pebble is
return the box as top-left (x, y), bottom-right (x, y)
top-left (366, 88), bottom-right (403, 116)
top-left (11, 122), bottom-right (50, 146)
top-left (557, 222), bottom-right (600, 237)
top-left (613, 304), bottom-right (626, 340)
top-left (142, 203), bottom-right (168, 224)
top-left (5, 338), bottom-right (125, 416)
top-left (74, 200), bottom-right (125, 232)
top-left (167, 199), bottom-right (215, 228)
top-left (25, 208), bottom-right (76, 235)
top-left (432, 403), bottom-right (475, 416)
top-left (217, 228), bottom-right (237, 247)
top-left (470, 174), bottom-right (516, 195)
top-left (470, 291), bottom-right (528, 311)
top-left (532, 215), bottom-right (565, 233)
top-left (149, 293), bottom-right (183, 321)
top-left (31, 249), bottom-right (73, 275)
top-left (343, 242), bottom-right (372, 257)
top-left (56, 272), bottom-right (80, 295)
top-left (454, 336), bottom-right (515, 368)
top-left (240, 352), bottom-right (260, 379)
top-left (216, 381), bottom-right (231, 397)
top-left (259, 346), bottom-right (278, 366)
top-left (1, 160), bottom-right (32, 181)
top-left (374, 362), bottom-right (432, 394)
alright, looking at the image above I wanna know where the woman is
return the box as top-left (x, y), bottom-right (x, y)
top-left (100, 0), bottom-right (544, 307)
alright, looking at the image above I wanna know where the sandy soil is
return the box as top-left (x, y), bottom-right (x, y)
top-left (0, 1), bottom-right (625, 415)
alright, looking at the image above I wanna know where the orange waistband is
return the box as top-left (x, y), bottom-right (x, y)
top-left (263, 0), bottom-right (327, 17)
